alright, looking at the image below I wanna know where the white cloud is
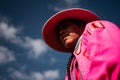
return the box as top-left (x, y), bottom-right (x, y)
top-left (0, 20), bottom-right (48, 58)
top-left (0, 46), bottom-right (15, 64)
top-left (0, 22), bottom-right (17, 39)
top-left (0, 21), bottom-right (22, 44)
top-left (48, 0), bottom-right (81, 11)
top-left (43, 70), bottom-right (59, 80)
top-left (10, 69), bottom-right (60, 80)
top-left (23, 37), bottom-right (47, 58)
top-left (10, 70), bottom-right (30, 80)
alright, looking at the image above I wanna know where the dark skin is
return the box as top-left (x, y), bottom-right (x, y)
top-left (56, 19), bottom-right (86, 52)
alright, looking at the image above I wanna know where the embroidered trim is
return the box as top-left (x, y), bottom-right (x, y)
top-left (87, 21), bottom-right (105, 35)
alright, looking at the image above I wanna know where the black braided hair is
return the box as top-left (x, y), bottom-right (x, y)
top-left (66, 54), bottom-right (74, 80)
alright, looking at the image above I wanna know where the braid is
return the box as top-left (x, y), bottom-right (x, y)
top-left (66, 54), bottom-right (74, 80)
top-left (67, 54), bottom-right (74, 70)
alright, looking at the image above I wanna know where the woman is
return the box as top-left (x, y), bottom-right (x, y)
top-left (42, 8), bottom-right (120, 80)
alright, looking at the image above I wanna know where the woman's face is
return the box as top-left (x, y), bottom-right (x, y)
top-left (57, 21), bottom-right (85, 49)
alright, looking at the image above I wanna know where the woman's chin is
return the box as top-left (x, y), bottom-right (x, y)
top-left (64, 41), bottom-right (75, 49)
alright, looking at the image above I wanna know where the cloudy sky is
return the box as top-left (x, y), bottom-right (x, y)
top-left (0, 0), bottom-right (120, 80)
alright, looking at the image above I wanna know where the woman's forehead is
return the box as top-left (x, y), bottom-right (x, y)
top-left (57, 22), bottom-right (75, 30)
top-left (57, 19), bottom-right (77, 28)
top-left (56, 18), bottom-right (86, 31)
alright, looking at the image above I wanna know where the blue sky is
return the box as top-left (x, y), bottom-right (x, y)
top-left (0, 0), bottom-right (120, 80)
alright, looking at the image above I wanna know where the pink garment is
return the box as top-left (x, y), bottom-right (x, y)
top-left (65, 20), bottom-right (120, 80)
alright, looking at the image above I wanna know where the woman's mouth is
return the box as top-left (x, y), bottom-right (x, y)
top-left (61, 33), bottom-right (70, 42)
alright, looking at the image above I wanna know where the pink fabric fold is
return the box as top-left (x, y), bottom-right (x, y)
top-left (65, 20), bottom-right (120, 80)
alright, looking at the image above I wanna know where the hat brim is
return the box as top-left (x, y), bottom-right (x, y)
top-left (42, 8), bottom-right (100, 52)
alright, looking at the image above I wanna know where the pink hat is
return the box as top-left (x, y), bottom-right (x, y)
top-left (42, 8), bottom-right (100, 52)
